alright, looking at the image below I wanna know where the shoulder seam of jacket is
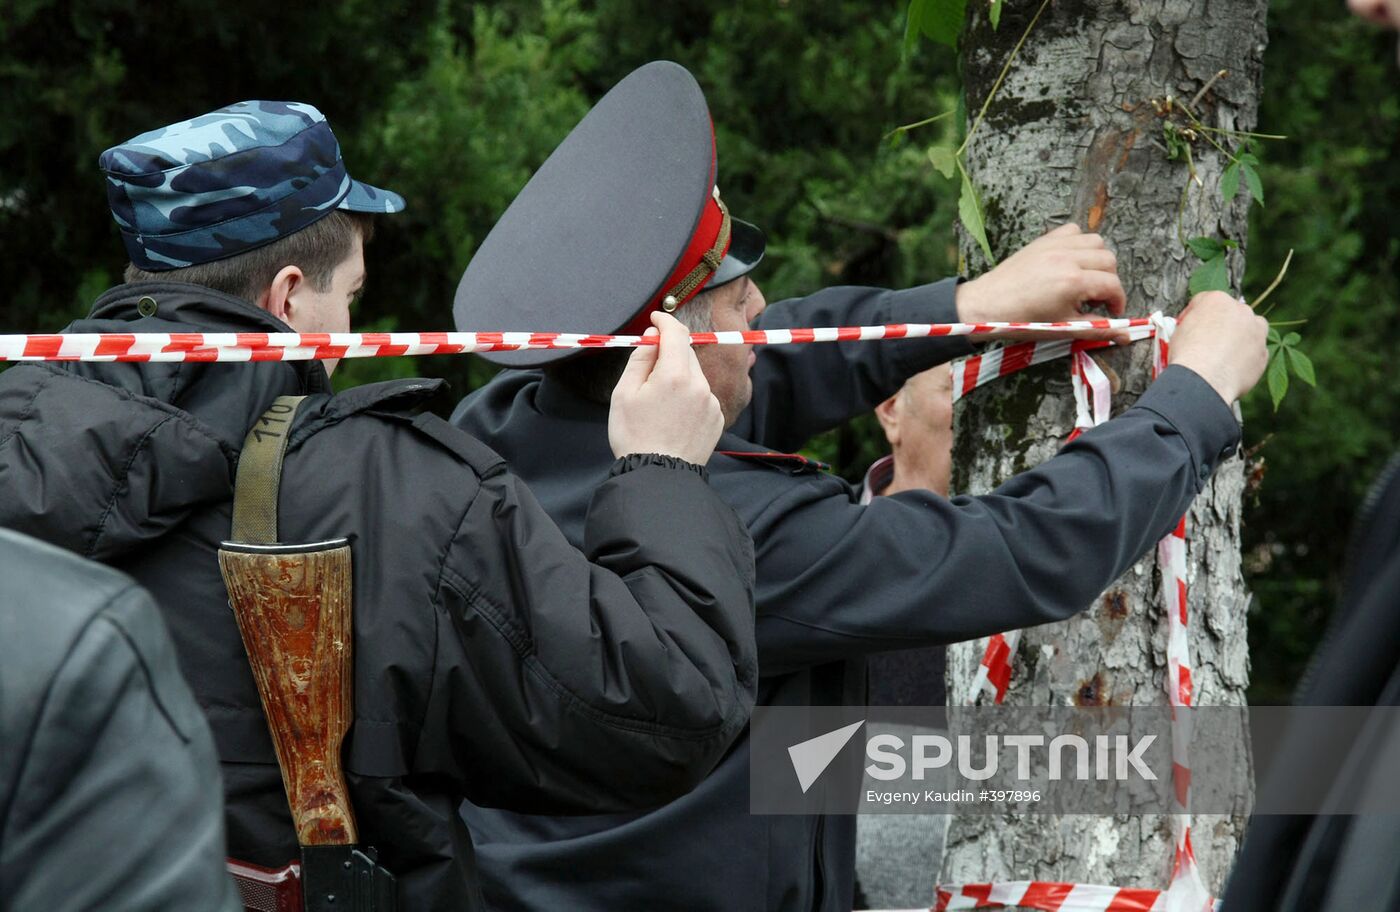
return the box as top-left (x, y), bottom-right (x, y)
top-left (437, 561), bottom-right (531, 656)
top-left (97, 591), bottom-right (195, 744)
top-left (88, 413), bottom-right (180, 559)
top-left (0, 366), bottom-right (52, 454)
top-left (0, 580), bottom-right (141, 847)
top-left (421, 477), bottom-right (491, 744)
top-left (8, 363), bottom-right (240, 466)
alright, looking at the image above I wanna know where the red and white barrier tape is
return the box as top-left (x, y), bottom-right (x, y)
top-left (1151, 311), bottom-right (1210, 912)
top-left (0, 317), bottom-right (1156, 363)
top-left (967, 629), bottom-right (1021, 704)
top-left (937, 310), bottom-right (1215, 912)
top-left (948, 321), bottom-right (1157, 406)
top-left (935, 882), bottom-right (1218, 911)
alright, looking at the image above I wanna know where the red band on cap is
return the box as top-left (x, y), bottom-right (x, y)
top-left (619, 191), bottom-right (732, 336)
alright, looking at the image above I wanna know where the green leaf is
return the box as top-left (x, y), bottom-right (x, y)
top-left (1188, 255), bottom-right (1230, 294)
top-left (904, 0), bottom-right (927, 53)
top-left (912, 0), bottom-right (967, 47)
top-left (1187, 236), bottom-right (1225, 260)
top-left (1287, 347), bottom-right (1317, 386)
top-left (1267, 327), bottom-right (1281, 345)
top-left (990, 0), bottom-right (1004, 29)
top-left (928, 146), bottom-right (956, 179)
top-left (1242, 162), bottom-right (1265, 206)
top-left (1266, 348), bottom-right (1288, 410)
top-left (958, 167), bottom-right (995, 264)
top-left (1163, 123), bottom-right (1189, 161)
top-left (1282, 331), bottom-right (1301, 347)
top-left (1221, 161), bottom-right (1241, 202)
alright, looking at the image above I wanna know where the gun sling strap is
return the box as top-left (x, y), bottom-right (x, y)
top-left (221, 395), bottom-right (397, 912)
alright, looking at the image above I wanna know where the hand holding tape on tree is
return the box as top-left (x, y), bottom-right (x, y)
top-left (1167, 292), bottom-right (1270, 406)
top-left (954, 223), bottom-right (1131, 344)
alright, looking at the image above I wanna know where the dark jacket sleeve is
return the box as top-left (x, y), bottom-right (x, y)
top-left (732, 278), bottom-right (972, 450)
top-left (0, 569), bottom-right (238, 912)
top-left (744, 366), bottom-right (1240, 674)
top-left (421, 461), bottom-right (758, 814)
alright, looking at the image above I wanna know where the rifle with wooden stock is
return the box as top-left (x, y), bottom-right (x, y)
top-left (219, 396), bottom-right (396, 912)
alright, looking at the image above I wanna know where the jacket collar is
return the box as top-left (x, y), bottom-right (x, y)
top-left (89, 280), bottom-right (301, 334)
top-left (533, 372), bottom-right (825, 472)
top-left (81, 281), bottom-right (331, 395)
top-left (535, 372), bottom-right (608, 421)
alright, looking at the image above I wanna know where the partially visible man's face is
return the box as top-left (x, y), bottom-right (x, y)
top-left (1350, 0), bottom-right (1400, 62)
top-left (283, 233), bottom-right (366, 375)
top-left (692, 276), bottom-right (767, 426)
top-left (1349, 0), bottom-right (1400, 28)
top-left (875, 363), bottom-right (954, 497)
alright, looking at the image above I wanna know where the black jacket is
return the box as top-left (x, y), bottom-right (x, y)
top-left (0, 528), bottom-right (238, 911)
top-left (1220, 455), bottom-right (1400, 912)
top-left (452, 279), bottom-right (1243, 911)
top-left (0, 282), bottom-right (758, 912)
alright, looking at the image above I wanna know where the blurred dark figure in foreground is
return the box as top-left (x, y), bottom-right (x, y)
top-left (0, 528), bottom-right (239, 911)
top-left (1220, 7), bottom-right (1400, 909)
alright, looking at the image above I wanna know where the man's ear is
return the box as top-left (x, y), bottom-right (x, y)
top-left (257, 265), bottom-right (304, 327)
top-left (874, 392), bottom-right (901, 449)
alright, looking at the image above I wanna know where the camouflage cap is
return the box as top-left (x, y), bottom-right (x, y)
top-left (99, 100), bottom-right (405, 271)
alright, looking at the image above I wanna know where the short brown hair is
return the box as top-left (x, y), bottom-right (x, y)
top-left (124, 210), bottom-right (375, 303)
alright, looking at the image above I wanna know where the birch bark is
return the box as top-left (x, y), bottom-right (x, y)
top-left (942, 0), bottom-right (1267, 896)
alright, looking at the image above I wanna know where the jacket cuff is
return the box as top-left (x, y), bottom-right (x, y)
top-left (1129, 365), bottom-right (1243, 489)
top-left (883, 278), bottom-right (976, 377)
top-left (609, 453), bottom-right (709, 481)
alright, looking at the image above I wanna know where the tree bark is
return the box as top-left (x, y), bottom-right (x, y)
top-left (942, 0), bottom-right (1267, 898)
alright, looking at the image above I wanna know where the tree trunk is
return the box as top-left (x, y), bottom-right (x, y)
top-left (942, 0), bottom-right (1267, 899)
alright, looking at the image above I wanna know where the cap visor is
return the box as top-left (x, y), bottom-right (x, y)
top-left (709, 217), bottom-right (766, 288)
top-left (339, 179), bottom-right (406, 214)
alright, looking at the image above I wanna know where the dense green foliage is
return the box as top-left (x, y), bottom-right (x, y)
top-left (1237, 0), bottom-right (1400, 701)
top-left (1, 0), bottom-right (1394, 702)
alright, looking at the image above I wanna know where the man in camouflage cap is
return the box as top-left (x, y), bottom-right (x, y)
top-left (0, 100), bottom-right (761, 911)
top-left (102, 100), bottom-right (403, 272)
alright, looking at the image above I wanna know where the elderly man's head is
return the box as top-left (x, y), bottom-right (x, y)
top-left (873, 363), bottom-right (954, 497)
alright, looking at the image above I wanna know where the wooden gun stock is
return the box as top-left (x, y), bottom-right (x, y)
top-left (219, 539), bottom-right (356, 846)
top-left (221, 397), bottom-right (395, 911)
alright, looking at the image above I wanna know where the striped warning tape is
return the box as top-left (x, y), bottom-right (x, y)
top-left (935, 310), bottom-right (1214, 912)
top-left (0, 317), bottom-right (1157, 363)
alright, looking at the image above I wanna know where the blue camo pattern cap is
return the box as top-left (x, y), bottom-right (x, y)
top-left (99, 100), bottom-right (405, 270)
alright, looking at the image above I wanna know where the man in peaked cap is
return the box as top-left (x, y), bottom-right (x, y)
top-left (451, 60), bottom-right (1269, 911)
top-left (0, 99), bottom-right (762, 911)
